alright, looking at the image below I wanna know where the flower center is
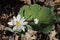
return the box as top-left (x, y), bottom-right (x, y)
top-left (16, 21), bottom-right (21, 26)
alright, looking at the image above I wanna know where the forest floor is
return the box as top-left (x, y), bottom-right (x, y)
top-left (0, 0), bottom-right (60, 40)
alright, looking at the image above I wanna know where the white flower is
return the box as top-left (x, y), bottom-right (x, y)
top-left (34, 18), bottom-right (39, 24)
top-left (8, 14), bottom-right (28, 32)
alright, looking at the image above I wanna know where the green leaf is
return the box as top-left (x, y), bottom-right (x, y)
top-left (55, 14), bottom-right (60, 23)
top-left (18, 4), bottom-right (42, 20)
top-left (36, 6), bottom-right (54, 24)
top-left (42, 24), bottom-right (53, 34)
top-left (18, 4), bottom-right (54, 34)
top-left (30, 4), bottom-right (41, 18)
top-left (29, 23), bottom-right (53, 34)
top-left (29, 23), bottom-right (41, 32)
top-left (19, 4), bottom-right (54, 24)
top-left (50, 7), bottom-right (54, 12)
top-left (18, 5), bottom-right (32, 20)
top-left (5, 27), bottom-right (14, 32)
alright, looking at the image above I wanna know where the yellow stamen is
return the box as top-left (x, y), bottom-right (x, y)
top-left (16, 21), bottom-right (21, 26)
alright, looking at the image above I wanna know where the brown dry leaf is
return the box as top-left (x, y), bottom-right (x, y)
top-left (0, 24), bottom-right (5, 31)
top-left (1, 13), bottom-right (9, 20)
top-left (54, 0), bottom-right (60, 3)
top-left (15, 35), bottom-right (19, 40)
top-left (21, 29), bottom-right (37, 40)
top-left (23, 0), bottom-right (31, 4)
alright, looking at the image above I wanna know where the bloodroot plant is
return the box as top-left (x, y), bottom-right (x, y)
top-left (5, 4), bottom-right (60, 35)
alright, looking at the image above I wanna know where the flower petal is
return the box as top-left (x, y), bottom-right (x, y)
top-left (34, 18), bottom-right (39, 24)
top-left (20, 17), bottom-right (25, 22)
top-left (13, 16), bottom-right (16, 21)
top-left (20, 26), bottom-right (25, 31)
top-left (17, 27), bottom-right (22, 32)
top-left (8, 22), bottom-right (13, 25)
top-left (17, 15), bottom-right (21, 21)
top-left (13, 16), bottom-right (17, 25)
top-left (21, 22), bottom-right (28, 25)
top-left (13, 26), bottom-right (17, 31)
